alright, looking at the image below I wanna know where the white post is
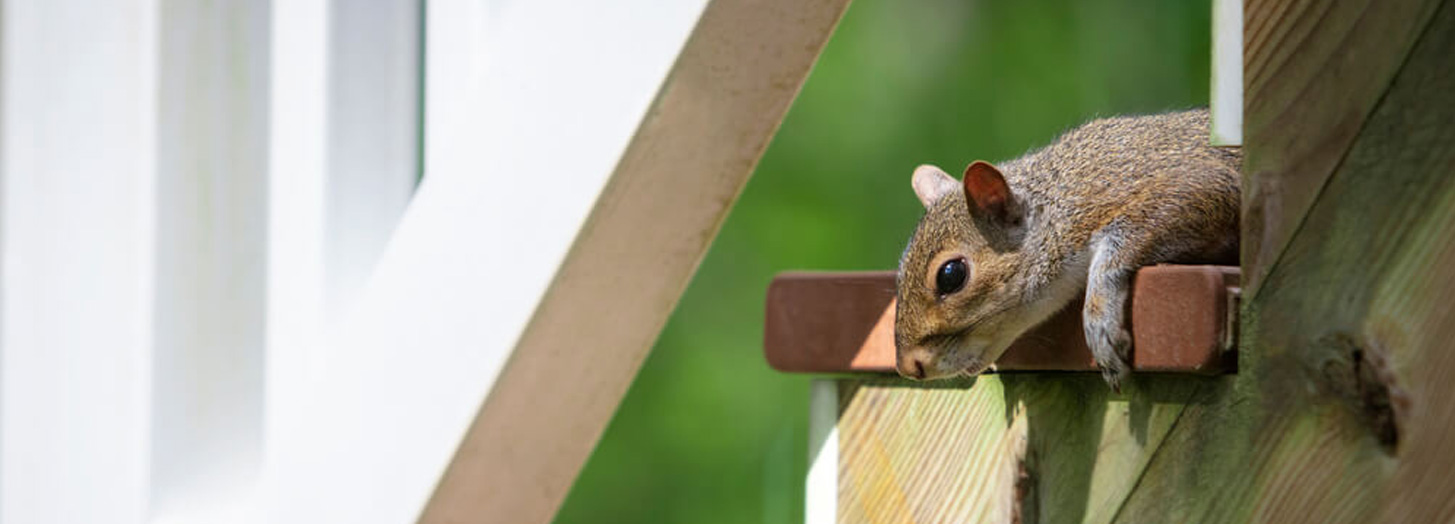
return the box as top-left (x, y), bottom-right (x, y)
top-left (1211, 0), bottom-right (1243, 146)
top-left (805, 380), bottom-right (840, 524)
top-left (149, 1), bottom-right (273, 521)
top-left (0, 1), bottom-right (158, 523)
top-left (263, 0), bottom-right (328, 508)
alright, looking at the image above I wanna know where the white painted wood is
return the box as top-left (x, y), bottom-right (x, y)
top-left (325, 0), bottom-right (422, 314)
top-left (0, 1), bottom-right (158, 523)
top-left (263, 2), bottom-right (328, 511)
top-left (1211, 0), bottom-right (1243, 146)
top-left (264, 0), bottom-right (329, 413)
top-left (264, 1), bottom-right (711, 522)
top-left (806, 380), bottom-right (840, 524)
top-left (149, 3), bottom-right (272, 522)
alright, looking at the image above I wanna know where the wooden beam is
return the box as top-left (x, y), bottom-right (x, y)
top-left (1245, 1), bottom-right (1455, 519)
top-left (1241, 0), bottom-right (1441, 298)
top-left (764, 265), bottom-right (1238, 375)
top-left (1117, 2), bottom-right (1455, 522)
top-left (834, 376), bottom-right (1200, 524)
top-left (416, 0), bottom-right (852, 522)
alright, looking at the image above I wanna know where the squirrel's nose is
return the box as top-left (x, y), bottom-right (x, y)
top-left (897, 354), bottom-right (928, 380)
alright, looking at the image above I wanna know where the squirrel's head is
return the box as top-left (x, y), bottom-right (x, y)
top-left (894, 161), bottom-right (1027, 380)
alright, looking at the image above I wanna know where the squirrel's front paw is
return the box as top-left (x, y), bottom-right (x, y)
top-left (1085, 316), bottom-right (1132, 393)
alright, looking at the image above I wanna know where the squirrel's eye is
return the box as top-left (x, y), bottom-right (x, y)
top-left (936, 258), bottom-right (968, 296)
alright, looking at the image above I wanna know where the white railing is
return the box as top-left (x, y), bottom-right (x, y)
top-left (0, 1), bottom-right (706, 522)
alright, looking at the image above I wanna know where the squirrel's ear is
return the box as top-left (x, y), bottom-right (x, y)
top-left (912, 165), bottom-right (958, 209)
top-left (963, 161), bottom-right (1015, 224)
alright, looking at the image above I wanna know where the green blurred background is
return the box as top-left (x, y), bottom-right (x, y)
top-left (556, 0), bottom-right (1210, 522)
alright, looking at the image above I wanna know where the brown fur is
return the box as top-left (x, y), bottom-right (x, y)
top-left (895, 109), bottom-right (1240, 390)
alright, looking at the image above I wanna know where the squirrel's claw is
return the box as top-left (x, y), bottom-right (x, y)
top-left (1086, 316), bottom-right (1133, 393)
top-left (1099, 360), bottom-right (1128, 393)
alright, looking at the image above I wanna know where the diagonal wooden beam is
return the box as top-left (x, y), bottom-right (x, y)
top-left (416, 0), bottom-right (852, 522)
top-left (1241, 0), bottom-right (1442, 299)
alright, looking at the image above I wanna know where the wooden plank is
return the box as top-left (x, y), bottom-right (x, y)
top-left (1250, 2), bottom-right (1455, 519)
top-left (765, 266), bottom-right (1237, 375)
top-left (415, 0), bottom-right (852, 522)
top-left (1241, 0), bottom-right (1441, 298)
top-left (1110, 2), bottom-right (1455, 522)
top-left (837, 378), bottom-right (1025, 524)
top-left (836, 376), bottom-right (1201, 524)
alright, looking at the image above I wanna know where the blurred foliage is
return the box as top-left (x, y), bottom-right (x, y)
top-left (555, 0), bottom-right (1210, 522)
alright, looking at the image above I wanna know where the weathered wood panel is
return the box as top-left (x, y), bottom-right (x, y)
top-left (1240, 0), bottom-right (1441, 297)
top-left (1256, 0), bottom-right (1455, 518)
top-left (1114, 3), bottom-right (1455, 522)
top-left (836, 376), bottom-right (1205, 524)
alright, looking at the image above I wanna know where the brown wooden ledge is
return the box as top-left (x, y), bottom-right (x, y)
top-left (763, 265), bottom-right (1238, 375)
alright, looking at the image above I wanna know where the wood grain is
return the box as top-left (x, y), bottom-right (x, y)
top-left (1273, 2), bottom-right (1455, 519)
top-left (836, 376), bottom-right (1202, 524)
top-left (416, 0), bottom-right (852, 522)
top-left (764, 266), bottom-right (1238, 375)
top-left (1241, 0), bottom-right (1441, 298)
top-left (1117, 2), bottom-right (1455, 522)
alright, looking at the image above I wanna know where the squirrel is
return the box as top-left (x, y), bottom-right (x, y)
top-left (893, 108), bottom-right (1240, 391)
